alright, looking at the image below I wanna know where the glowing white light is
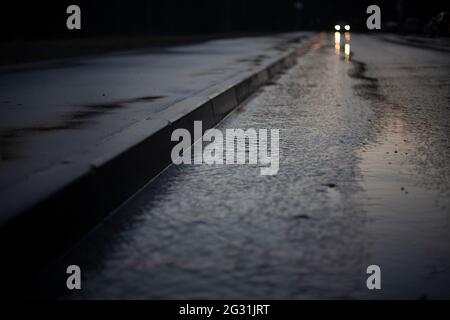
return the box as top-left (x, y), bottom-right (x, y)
top-left (345, 43), bottom-right (351, 57)
top-left (335, 32), bottom-right (341, 43)
top-left (344, 25), bottom-right (350, 31)
top-left (335, 32), bottom-right (341, 54)
top-left (334, 25), bottom-right (341, 31)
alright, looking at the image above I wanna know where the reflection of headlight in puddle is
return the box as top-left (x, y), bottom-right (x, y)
top-left (335, 32), bottom-right (341, 43)
top-left (344, 32), bottom-right (351, 41)
top-left (345, 43), bottom-right (351, 57)
top-left (335, 32), bottom-right (341, 53)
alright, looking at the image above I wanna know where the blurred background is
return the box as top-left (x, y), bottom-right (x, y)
top-left (0, 1), bottom-right (449, 65)
top-left (1, 0), bottom-right (449, 41)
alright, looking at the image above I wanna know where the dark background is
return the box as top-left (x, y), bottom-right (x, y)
top-left (1, 0), bottom-right (449, 41)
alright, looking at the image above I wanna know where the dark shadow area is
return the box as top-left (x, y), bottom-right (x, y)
top-left (1, 0), bottom-right (449, 64)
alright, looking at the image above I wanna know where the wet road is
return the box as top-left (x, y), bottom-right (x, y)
top-left (0, 34), bottom-right (305, 190)
top-left (60, 33), bottom-right (450, 299)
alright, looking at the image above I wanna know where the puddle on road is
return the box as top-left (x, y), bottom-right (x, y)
top-left (334, 31), bottom-right (351, 61)
top-left (338, 32), bottom-right (450, 298)
top-left (356, 91), bottom-right (450, 299)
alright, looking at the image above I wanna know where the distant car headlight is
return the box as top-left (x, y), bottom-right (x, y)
top-left (334, 25), bottom-right (341, 31)
top-left (344, 25), bottom-right (350, 31)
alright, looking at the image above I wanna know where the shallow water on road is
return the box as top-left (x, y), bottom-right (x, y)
top-left (49, 34), bottom-right (450, 299)
top-left (359, 116), bottom-right (450, 298)
top-left (353, 38), bottom-right (450, 298)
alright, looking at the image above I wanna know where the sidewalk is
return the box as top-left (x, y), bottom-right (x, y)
top-left (0, 33), bottom-right (315, 278)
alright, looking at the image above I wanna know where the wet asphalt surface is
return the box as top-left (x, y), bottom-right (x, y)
top-left (53, 33), bottom-right (450, 299)
top-left (0, 34), bottom-right (304, 190)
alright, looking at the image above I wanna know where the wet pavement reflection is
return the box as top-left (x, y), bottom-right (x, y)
top-left (334, 30), bottom-right (351, 61)
top-left (50, 33), bottom-right (450, 299)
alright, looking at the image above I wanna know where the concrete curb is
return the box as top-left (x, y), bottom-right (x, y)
top-left (0, 34), bottom-right (318, 289)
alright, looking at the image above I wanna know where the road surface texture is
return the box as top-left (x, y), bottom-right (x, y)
top-left (46, 33), bottom-right (450, 299)
top-left (0, 33), bottom-right (305, 191)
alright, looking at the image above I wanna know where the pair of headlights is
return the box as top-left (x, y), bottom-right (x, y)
top-left (334, 25), bottom-right (350, 31)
